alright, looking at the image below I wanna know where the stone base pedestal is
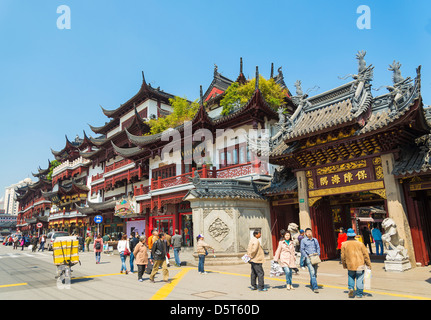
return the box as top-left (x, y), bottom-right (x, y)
top-left (192, 253), bottom-right (271, 266)
top-left (384, 259), bottom-right (412, 272)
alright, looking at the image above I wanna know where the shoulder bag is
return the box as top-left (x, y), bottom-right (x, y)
top-left (309, 253), bottom-right (321, 265)
top-left (309, 239), bottom-right (321, 265)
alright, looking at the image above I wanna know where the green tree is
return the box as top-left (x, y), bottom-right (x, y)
top-left (46, 160), bottom-right (61, 181)
top-left (147, 96), bottom-right (200, 135)
top-left (220, 76), bottom-right (287, 116)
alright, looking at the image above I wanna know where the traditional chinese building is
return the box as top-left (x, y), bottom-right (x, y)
top-left (44, 135), bottom-right (93, 235)
top-left (107, 60), bottom-right (288, 254)
top-left (15, 162), bottom-right (53, 234)
top-left (258, 52), bottom-right (431, 266)
top-left (76, 71), bottom-right (178, 239)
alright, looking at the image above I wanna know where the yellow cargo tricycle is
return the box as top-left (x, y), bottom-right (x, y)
top-left (52, 236), bottom-right (81, 286)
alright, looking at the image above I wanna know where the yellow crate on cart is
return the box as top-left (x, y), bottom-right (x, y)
top-left (53, 236), bottom-right (80, 266)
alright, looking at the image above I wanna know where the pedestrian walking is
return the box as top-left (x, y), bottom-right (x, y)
top-left (165, 232), bottom-right (172, 267)
top-left (297, 229), bottom-right (306, 269)
top-left (273, 230), bottom-right (296, 290)
top-left (118, 234), bottom-right (131, 274)
top-left (149, 233), bottom-right (169, 283)
top-left (85, 234), bottom-right (92, 252)
top-left (171, 229), bottom-right (183, 267)
top-left (30, 235), bottom-right (38, 252)
top-left (93, 234), bottom-right (104, 264)
top-left (103, 233), bottom-right (110, 242)
top-left (13, 236), bottom-right (19, 249)
top-left (78, 235), bottom-right (84, 252)
top-left (129, 232), bottom-right (139, 273)
top-left (371, 224), bottom-right (384, 256)
top-left (247, 229), bottom-right (267, 292)
top-left (38, 234), bottom-right (46, 252)
top-left (148, 230), bottom-right (158, 251)
top-left (361, 227), bottom-right (373, 255)
top-left (300, 228), bottom-right (321, 293)
top-left (337, 228), bottom-right (348, 263)
top-left (196, 234), bottom-right (213, 275)
top-left (341, 228), bottom-right (372, 298)
top-left (133, 236), bottom-right (149, 282)
top-left (20, 237), bottom-right (25, 251)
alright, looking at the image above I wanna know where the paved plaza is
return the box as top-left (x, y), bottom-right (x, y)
top-left (1, 244), bottom-right (430, 301)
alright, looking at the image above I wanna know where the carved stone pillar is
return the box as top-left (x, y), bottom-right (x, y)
top-left (381, 153), bottom-right (417, 267)
top-left (296, 170), bottom-right (312, 230)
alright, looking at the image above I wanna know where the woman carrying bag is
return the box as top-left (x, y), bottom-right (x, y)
top-left (196, 234), bottom-right (213, 275)
top-left (133, 236), bottom-right (149, 282)
top-left (273, 230), bottom-right (297, 290)
top-left (118, 234), bottom-right (131, 274)
top-left (93, 234), bottom-right (104, 264)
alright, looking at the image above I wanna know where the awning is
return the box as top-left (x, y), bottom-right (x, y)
top-left (357, 217), bottom-right (374, 222)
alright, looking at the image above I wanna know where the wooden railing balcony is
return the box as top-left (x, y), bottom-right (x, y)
top-left (105, 159), bottom-right (134, 173)
top-left (52, 157), bottom-right (91, 177)
top-left (134, 185), bottom-right (151, 196)
top-left (150, 162), bottom-right (268, 191)
top-left (91, 173), bottom-right (104, 182)
top-left (151, 167), bottom-right (204, 190)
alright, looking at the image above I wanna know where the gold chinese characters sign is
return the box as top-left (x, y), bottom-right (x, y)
top-left (317, 168), bottom-right (372, 188)
top-left (309, 181), bottom-right (385, 198)
top-left (307, 158), bottom-right (385, 198)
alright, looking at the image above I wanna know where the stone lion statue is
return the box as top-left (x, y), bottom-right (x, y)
top-left (381, 218), bottom-right (409, 261)
top-left (287, 223), bottom-right (300, 248)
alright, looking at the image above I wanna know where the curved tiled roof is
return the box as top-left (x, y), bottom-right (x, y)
top-left (184, 178), bottom-right (267, 200)
top-left (267, 64), bottom-right (427, 158)
top-left (393, 135), bottom-right (431, 177)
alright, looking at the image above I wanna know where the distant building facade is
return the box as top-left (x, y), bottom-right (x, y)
top-left (4, 178), bottom-right (33, 215)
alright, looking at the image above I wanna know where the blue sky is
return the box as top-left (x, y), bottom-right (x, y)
top-left (1, 0), bottom-right (430, 192)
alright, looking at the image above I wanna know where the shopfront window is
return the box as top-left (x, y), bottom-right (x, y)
top-left (154, 218), bottom-right (173, 235)
top-left (181, 214), bottom-right (193, 247)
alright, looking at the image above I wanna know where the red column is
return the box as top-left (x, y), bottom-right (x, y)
top-left (310, 199), bottom-right (337, 261)
top-left (269, 203), bottom-right (278, 255)
top-left (202, 164), bottom-right (207, 178)
top-left (403, 186), bottom-right (430, 266)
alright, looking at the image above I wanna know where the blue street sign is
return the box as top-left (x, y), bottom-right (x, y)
top-left (94, 215), bottom-right (103, 224)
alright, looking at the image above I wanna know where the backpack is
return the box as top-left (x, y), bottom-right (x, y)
top-left (95, 241), bottom-right (101, 250)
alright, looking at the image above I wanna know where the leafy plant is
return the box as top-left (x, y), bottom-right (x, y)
top-left (46, 160), bottom-right (61, 181)
top-left (146, 96), bottom-right (200, 135)
top-left (220, 76), bottom-right (287, 116)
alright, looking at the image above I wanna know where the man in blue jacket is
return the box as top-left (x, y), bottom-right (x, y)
top-left (371, 225), bottom-right (384, 256)
top-left (300, 228), bottom-right (321, 293)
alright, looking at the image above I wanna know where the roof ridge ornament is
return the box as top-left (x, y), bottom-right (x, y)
top-left (386, 67), bottom-right (413, 116)
top-left (337, 51), bottom-right (375, 115)
top-left (356, 50), bottom-right (367, 73)
top-left (272, 80), bottom-right (315, 134)
top-left (255, 66), bottom-right (259, 90)
top-left (388, 60), bottom-right (405, 84)
top-left (339, 51), bottom-right (374, 84)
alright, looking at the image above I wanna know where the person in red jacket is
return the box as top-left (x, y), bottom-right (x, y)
top-left (337, 228), bottom-right (348, 263)
top-left (93, 234), bottom-right (104, 264)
